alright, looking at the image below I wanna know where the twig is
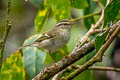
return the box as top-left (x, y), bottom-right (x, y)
top-left (53, 65), bottom-right (120, 80)
top-left (64, 25), bottom-right (120, 80)
top-left (0, 0), bottom-right (11, 71)
top-left (52, 66), bottom-right (71, 80)
top-left (94, 0), bottom-right (104, 9)
top-left (32, 20), bottom-right (120, 80)
top-left (74, 65), bottom-right (120, 72)
top-left (107, 0), bottom-right (110, 6)
top-left (25, 0), bottom-right (28, 1)
top-left (55, 65), bottom-right (120, 80)
top-left (71, 11), bottom-right (101, 22)
top-left (79, 0), bottom-right (106, 47)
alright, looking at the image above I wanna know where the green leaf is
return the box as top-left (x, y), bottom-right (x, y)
top-left (100, 0), bottom-right (107, 6)
top-left (52, 0), bottom-right (71, 22)
top-left (84, 0), bottom-right (97, 29)
top-left (1, 51), bottom-right (25, 80)
top-left (104, 0), bottom-right (120, 27)
top-left (115, 11), bottom-right (120, 22)
top-left (70, 0), bottom-right (88, 9)
top-left (22, 34), bottom-right (54, 79)
top-left (30, 0), bottom-right (43, 8)
top-left (95, 29), bottom-right (109, 52)
top-left (73, 70), bottom-right (93, 80)
top-left (43, 53), bottom-right (55, 67)
top-left (51, 45), bottom-right (70, 62)
top-left (34, 0), bottom-right (51, 32)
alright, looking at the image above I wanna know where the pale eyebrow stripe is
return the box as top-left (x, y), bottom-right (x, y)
top-left (44, 33), bottom-right (49, 37)
top-left (56, 22), bottom-right (70, 26)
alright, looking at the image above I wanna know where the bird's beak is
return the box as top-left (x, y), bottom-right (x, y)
top-left (70, 21), bottom-right (76, 25)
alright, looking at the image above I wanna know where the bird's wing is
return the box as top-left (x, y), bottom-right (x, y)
top-left (35, 29), bottom-right (59, 42)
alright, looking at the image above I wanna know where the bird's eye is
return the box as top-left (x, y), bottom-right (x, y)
top-left (64, 24), bottom-right (67, 25)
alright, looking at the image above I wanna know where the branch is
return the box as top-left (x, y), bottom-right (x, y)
top-left (73, 65), bottom-right (120, 72)
top-left (72, 65), bottom-right (120, 72)
top-left (53, 65), bottom-right (120, 80)
top-left (32, 20), bottom-right (120, 80)
top-left (0, 0), bottom-right (11, 70)
top-left (32, 40), bottom-right (95, 80)
top-left (79, 0), bottom-right (108, 46)
top-left (87, 66), bottom-right (120, 72)
top-left (64, 25), bottom-right (120, 80)
top-left (71, 11), bottom-right (101, 22)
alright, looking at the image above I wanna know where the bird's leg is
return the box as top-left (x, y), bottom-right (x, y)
top-left (48, 51), bottom-right (56, 63)
top-left (59, 52), bottom-right (73, 61)
top-left (55, 49), bottom-right (73, 61)
top-left (48, 51), bottom-right (60, 70)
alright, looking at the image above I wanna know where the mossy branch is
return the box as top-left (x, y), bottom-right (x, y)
top-left (0, 0), bottom-right (11, 71)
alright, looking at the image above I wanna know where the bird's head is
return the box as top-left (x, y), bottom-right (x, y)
top-left (56, 19), bottom-right (76, 31)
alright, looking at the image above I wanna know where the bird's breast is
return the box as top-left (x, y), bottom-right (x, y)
top-left (53, 31), bottom-right (70, 48)
top-left (60, 31), bottom-right (70, 42)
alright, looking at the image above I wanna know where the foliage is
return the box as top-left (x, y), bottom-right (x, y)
top-left (22, 34), bottom-right (54, 79)
top-left (52, 0), bottom-right (71, 22)
top-left (104, 0), bottom-right (120, 27)
top-left (34, 0), bottom-right (51, 32)
top-left (84, 0), bottom-right (96, 29)
top-left (70, 0), bottom-right (88, 9)
top-left (95, 29), bottom-right (109, 52)
top-left (0, 51), bottom-right (25, 80)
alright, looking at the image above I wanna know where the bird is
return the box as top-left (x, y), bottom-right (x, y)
top-left (19, 19), bottom-right (76, 55)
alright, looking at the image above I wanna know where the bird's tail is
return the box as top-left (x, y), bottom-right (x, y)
top-left (18, 42), bottom-right (39, 51)
top-left (18, 44), bottom-right (32, 51)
